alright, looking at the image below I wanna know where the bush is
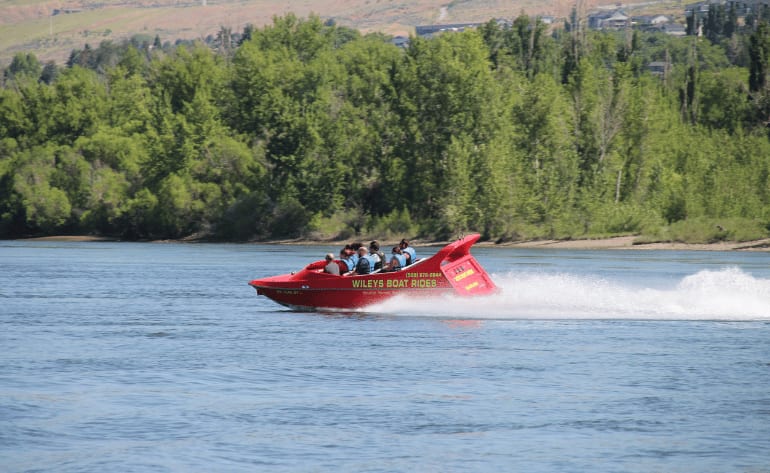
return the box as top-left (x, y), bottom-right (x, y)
top-left (270, 196), bottom-right (312, 239)
top-left (366, 208), bottom-right (419, 241)
top-left (586, 202), bottom-right (664, 237)
top-left (640, 217), bottom-right (770, 243)
top-left (304, 208), bottom-right (361, 241)
top-left (214, 190), bottom-right (272, 241)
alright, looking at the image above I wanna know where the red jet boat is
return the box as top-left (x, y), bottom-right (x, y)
top-left (249, 233), bottom-right (497, 310)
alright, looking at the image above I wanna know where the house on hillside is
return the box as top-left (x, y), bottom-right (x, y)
top-left (632, 14), bottom-right (686, 36)
top-left (414, 18), bottom-right (516, 38)
top-left (662, 23), bottom-right (687, 36)
top-left (415, 22), bottom-right (484, 38)
top-left (633, 14), bottom-right (671, 30)
top-left (685, 0), bottom-right (712, 19)
top-left (588, 10), bottom-right (630, 30)
top-left (647, 61), bottom-right (671, 77)
top-left (52, 8), bottom-right (82, 15)
top-left (391, 36), bottom-right (410, 48)
top-left (685, 0), bottom-right (759, 20)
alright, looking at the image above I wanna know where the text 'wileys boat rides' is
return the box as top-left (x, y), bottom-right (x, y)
top-left (249, 234), bottom-right (497, 311)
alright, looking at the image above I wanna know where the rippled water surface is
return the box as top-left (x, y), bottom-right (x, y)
top-left (2, 241), bottom-right (770, 472)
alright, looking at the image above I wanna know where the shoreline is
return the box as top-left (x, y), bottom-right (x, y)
top-left (15, 234), bottom-right (770, 251)
top-left (492, 236), bottom-right (770, 252)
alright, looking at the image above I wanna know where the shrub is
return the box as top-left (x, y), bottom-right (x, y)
top-left (366, 208), bottom-right (419, 241)
top-left (640, 217), bottom-right (769, 243)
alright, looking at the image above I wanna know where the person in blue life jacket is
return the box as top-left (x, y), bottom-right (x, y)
top-left (399, 239), bottom-right (416, 266)
top-left (354, 246), bottom-right (377, 275)
top-left (369, 241), bottom-right (385, 270)
top-left (340, 248), bottom-right (356, 273)
top-left (348, 244), bottom-right (360, 267)
top-left (341, 244), bottom-right (358, 271)
top-left (383, 246), bottom-right (406, 272)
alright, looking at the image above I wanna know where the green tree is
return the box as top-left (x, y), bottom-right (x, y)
top-left (49, 66), bottom-right (107, 144)
top-left (749, 21), bottom-right (770, 128)
top-left (4, 52), bottom-right (41, 82)
top-left (511, 72), bottom-right (579, 234)
top-left (11, 147), bottom-right (73, 234)
top-left (393, 32), bottom-right (502, 235)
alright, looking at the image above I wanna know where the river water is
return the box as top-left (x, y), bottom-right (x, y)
top-left (2, 241), bottom-right (769, 472)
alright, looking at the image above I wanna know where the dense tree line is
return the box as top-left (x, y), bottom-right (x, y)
top-left (1, 14), bottom-right (770, 242)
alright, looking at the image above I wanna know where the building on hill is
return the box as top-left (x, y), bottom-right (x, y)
top-left (588, 10), bottom-right (630, 30)
top-left (685, 0), bottom-right (764, 20)
top-left (633, 14), bottom-right (671, 29)
top-left (632, 15), bottom-right (687, 36)
top-left (684, 0), bottom-right (770, 35)
top-left (685, 0), bottom-right (713, 19)
top-left (52, 8), bottom-right (82, 15)
top-left (413, 15), bottom-right (558, 39)
top-left (415, 23), bottom-right (485, 38)
top-left (661, 23), bottom-right (687, 36)
top-left (391, 36), bottom-right (410, 48)
top-left (647, 61), bottom-right (671, 77)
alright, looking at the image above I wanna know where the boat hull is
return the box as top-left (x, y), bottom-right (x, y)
top-left (249, 234), bottom-right (496, 310)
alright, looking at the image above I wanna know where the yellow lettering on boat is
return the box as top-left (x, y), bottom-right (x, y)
top-left (410, 279), bottom-right (438, 288)
top-left (464, 281), bottom-right (479, 291)
top-left (352, 279), bottom-right (384, 288)
top-left (386, 279), bottom-right (409, 288)
top-left (454, 269), bottom-right (475, 282)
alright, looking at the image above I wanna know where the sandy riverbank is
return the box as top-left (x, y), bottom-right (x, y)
top-left (18, 235), bottom-right (120, 242)
top-left (17, 234), bottom-right (770, 251)
top-left (491, 236), bottom-right (770, 251)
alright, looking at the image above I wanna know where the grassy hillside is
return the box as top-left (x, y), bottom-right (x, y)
top-left (0, 0), bottom-right (678, 66)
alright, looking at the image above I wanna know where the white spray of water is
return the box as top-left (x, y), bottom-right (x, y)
top-left (366, 267), bottom-right (770, 320)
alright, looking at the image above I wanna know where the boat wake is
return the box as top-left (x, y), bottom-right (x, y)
top-left (366, 267), bottom-right (770, 320)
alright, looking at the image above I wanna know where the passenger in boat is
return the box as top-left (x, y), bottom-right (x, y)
top-left (354, 246), bottom-right (376, 275)
top-left (369, 241), bottom-right (385, 270)
top-left (339, 248), bottom-right (356, 273)
top-left (383, 246), bottom-right (406, 272)
top-left (399, 239), bottom-right (416, 266)
top-left (335, 256), bottom-right (348, 274)
top-left (323, 253), bottom-right (340, 275)
top-left (344, 244), bottom-right (359, 269)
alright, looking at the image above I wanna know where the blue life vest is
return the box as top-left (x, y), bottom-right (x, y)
top-left (342, 256), bottom-right (356, 271)
top-left (403, 247), bottom-right (416, 264)
top-left (366, 254), bottom-right (378, 270)
top-left (390, 253), bottom-right (406, 270)
top-left (355, 256), bottom-right (371, 275)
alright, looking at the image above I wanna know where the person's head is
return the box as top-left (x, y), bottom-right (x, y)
top-left (399, 239), bottom-right (409, 249)
top-left (357, 246), bottom-right (368, 256)
top-left (325, 253), bottom-right (334, 262)
top-left (370, 241), bottom-right (380, 252)
top-left (340, 249), bottom-right (347, 259)
top-left (350, 242), bottom-right (363, 251)
top-left (392, 246), bottom-right (401, 254)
